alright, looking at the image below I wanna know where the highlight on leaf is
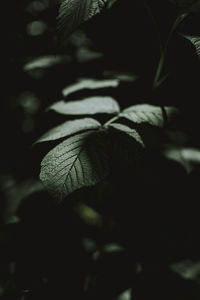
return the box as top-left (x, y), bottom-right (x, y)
top-left (58, 0), bottom-right (107, 39)
top-left (35, 118), bottom-right (101, 144)
top-left (119, 104), bottom-right (179, 128)
top-left (48, 96), bottom-right (120, 115)
top-left (62, 78), bottom-right (119, 97)
top-left (40, 130), bottom-right (109, 201)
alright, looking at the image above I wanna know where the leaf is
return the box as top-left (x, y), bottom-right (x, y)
top-left (23, 55), bottom-right (71, 71)
top-left (170, 260), bottom-right (200, 282)
top-left (75, 202), bottom-right (103, 227)
top-left (108, 0), bottom-right (118, 8)
top-left (108, 123), bottom-right (145, 147)
top-left (76, 47), bottom-right (103, 63)
top-left (182, 35), bottom-right (200, 59)
top-left (58, 0), bottom-right (107, 38)
top-left (117, 289), bottom-right (132, 300)
top-left (40, 130), bottom-right (109, 201)
top-left (120, 104), bottom-right (178, 128)
top-left (164, 146), bottom-right (200, 173)
top-left (103, 71), bottom-right (138, 82)
top-left (48, 96), bottom-right (120, 115)
top-left (62, 78), bottom-right (119, 97)
top-left (169, 0), bottom-right (200, 12)
top-left (35, 118), bottom-right (101, 144)
top-left (108, 123), bottom-right (145, 164)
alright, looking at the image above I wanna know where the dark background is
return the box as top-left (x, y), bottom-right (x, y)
top-left (0, 0), bottom-right (200, 299)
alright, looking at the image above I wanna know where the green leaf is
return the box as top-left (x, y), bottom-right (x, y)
top-left (164, 146), bottom-right (200, 173)
top-left (48, 96), bottom-right (120, 115)
top-left (108, 0), bottom-right (118, 8)
top-left (62, 78), bottom-right (119, 97)
top-left (170, 260), bottom-right (200, 282)
top-left (23, 55), bottom-right (71, 71)
top-left (182, 35), bottom-right (200, 59)
top-left (120, 104), bottom-right (178, 128)
top-left (35, 118), bottom-right (101, 144)
top-left (58, 0), bottom-right (107, 38)
top-left (117, 289), bottom-right (132, 300)
top-left (108, 123), bottom-right (145, 164)
top-left (169, 0), bottom-right (200, 12)
top-left (103, 71), bottom-right (138, 83)
top-left (40, 130), bottom-right (109, 201)
top-left (108, 123), bottom-right (145, 147)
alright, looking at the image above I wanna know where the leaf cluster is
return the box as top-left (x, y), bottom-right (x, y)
top-left (1, 0), bottom-right (200, 299)
top-left (36, 80), bottom-right (178, 201)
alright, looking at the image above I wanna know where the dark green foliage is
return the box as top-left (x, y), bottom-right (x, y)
top-left (169, 0), bottom-right (200, 12)
top-left (58, 0), bottom-right (107, 38)
top-left (1, 0), bottom-right (200, 299)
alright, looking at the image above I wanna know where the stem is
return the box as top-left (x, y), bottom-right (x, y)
top-left (104, 115), bottom-right (120, 127)
top-left (153, 52), bottom-right (165, 89)
top-left (144, 1), bottom-right (164, 53)
top-left (153, 13), bottom-right (188, 89)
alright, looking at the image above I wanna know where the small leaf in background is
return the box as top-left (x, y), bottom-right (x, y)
top-left (75, 202), bottom-right (103, 227)
top-left (108, 123), bottom-right (145, 164)
top-left (23, 55), bottom-right (71, 71)
top-left (120, 104), bottom-right (178, 128)
top-left (62, 78), bottom-right (119, 97)
top-left (108, 123), bottom-right (145, 147)
top-left (93, 243), bottom-right (125, 260)
top-left (40, 130), bottom-right (109, 201)
top-left (170, 260), bottom-right (200, 283)
top-left (0, 176), bottom-right (43, 224)
top-left (103, 70), bottom-right (138, 82)
top-left (117, 289), bottom-right (132, 300)
top-left (26, 20), bottom-right (47, 36)
top-left (48, 96), bottom-right (120, 115)
top-left (182, 35), bottom-right (200, 59)
top-left (35, 118), bottom-right (101, 144)
top-left (169, 0), bottom-right (200, 12)
top-left (58, 0), bottom-right (107, 38)
top-left (108, 0), bottom-right (118, 8)
top-left (76, 47), bottom-right (103, 63)
top-left (26, 1), bottom-right (47, 15)
top-left (18, 91), bottom-right (41, 114)
top-left (164, 146), bottom-right (200, 173)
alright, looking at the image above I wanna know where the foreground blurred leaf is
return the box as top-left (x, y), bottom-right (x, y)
top-left (40, 130), bottom-right (109, 201)
top-left (58, 0), bottom-right (107, 38)
top-left (35, 118), bottom-right (101, 144)
top-left (48, 96), bottom-right (120, 115)
top-left (171, 260), bottom-right (200, 283)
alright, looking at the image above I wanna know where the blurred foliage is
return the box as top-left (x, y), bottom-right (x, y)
top-left (0, 0), bottom-right (200, 299)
